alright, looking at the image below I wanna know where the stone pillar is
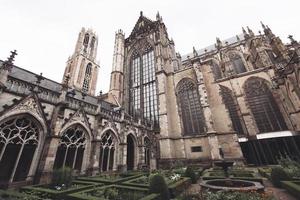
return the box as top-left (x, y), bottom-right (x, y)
top-left (38, 136), bottom-right (60, 184)
top-left (90, 140), bottom-right (101, 175)
top-left (208, 134), bottom-right (221, 161)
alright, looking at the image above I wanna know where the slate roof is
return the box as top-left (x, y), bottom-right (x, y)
top-left (181, 34), bottom-right (245, 61)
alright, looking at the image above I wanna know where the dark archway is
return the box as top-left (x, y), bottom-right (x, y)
top-left (126, 134), bottom-right (135, 170)
top-left (144, 137), bottom-right (151, 167)
top-left (0, 115), bottom-right (41, 185)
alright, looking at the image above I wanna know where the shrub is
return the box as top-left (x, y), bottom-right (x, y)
top-left (149, 174), bottom-right (170, 200)
top-left (51, 167), bottom-right (73, 188)
top-left (271, 166), bottom-right (291, 187)
top-left (184, 167), bottom-right (197, 184)
top-left (277, 155), bottom-right (300, 178)
top-left (204, 190), bottom-right (275, 200)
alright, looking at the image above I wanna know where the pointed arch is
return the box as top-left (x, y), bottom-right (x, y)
top-left (128, 40), bottom-right (158, 125)
top-left (0, 114), bottom-right (45, 184)
top-left (54, 123), bottom-right (90, 171)
top-left (211, 59), bottom-right (222, 80)
top-left (82, 63), bottom-right (92, 93)
top-left (176, 78), bottom-right (206, 135)
top-left (144, 136), bottom-right (151, 167)
top-left (228, 51), bottom-right (246, 74)
top-left (126, 133), bottom-right (136, 170)
top-left (219, 85), bottom-right (245, 135)
top-left (99, 129), bottom-right (118, 172)
top-left (243, 77), bottom-right (287, 133)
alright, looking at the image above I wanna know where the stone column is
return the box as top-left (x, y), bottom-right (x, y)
top-left (37, 136), bottom-right (60, 184)
top-left (208, 133), bottom-right (221, 161)
top-left (90, 140), bottom-right (101, 175)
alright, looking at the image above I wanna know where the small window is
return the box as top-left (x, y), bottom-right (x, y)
top-left (191, 146), bottom-right (202, 152)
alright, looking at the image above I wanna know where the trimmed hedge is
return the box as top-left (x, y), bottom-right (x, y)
top-left (77, 174), bottom-right (143, 185)
top-left (67, 184), bottom-right (152, 200)
top-left (281, 181), bottom-right (300, 199)
top-left (271, 167), bottom-right (291, 187)
top-left (258, 167), bottom-right (272, 179)
top-left (0, 189), bottom-right (42, 200)
top-left (139, 193), bottom-right (160, 200)
top-left (21, 180), bottom-right (101, 199)
top-left (168, 177), bottom-right (191, 198)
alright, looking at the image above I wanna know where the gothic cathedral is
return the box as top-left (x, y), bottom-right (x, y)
top-left (0, 12), bottom-right (299, 188)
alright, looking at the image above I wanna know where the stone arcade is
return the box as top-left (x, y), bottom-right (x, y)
top-left (0, 12), bottom-right (299, 188)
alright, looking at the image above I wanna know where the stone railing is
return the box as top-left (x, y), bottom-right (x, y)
top-left (5, 77), bottom-right (60, 104)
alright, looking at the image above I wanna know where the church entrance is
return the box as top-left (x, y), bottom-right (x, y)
top-left (0, 115), bottom-right (41, 187)
top-left (126, 134), bottom-right (135, 170)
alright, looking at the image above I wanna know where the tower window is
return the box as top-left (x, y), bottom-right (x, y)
top-left (83, 33), bottom-right (89, 52)
top-left (176, 79), bottom-right (206, 135)
top-left (82, 63), bottom-right (92, 93)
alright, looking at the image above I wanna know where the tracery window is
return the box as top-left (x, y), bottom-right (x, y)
top-left (211, 61), bottom-right (222, 80)
top-left (90, 36), bottom-right (96, 49)
top-left (129, 47), bottom-right (158, 125)
top-left (54, 125), bottom-right (87, 170)
top-left (144, 137), bottom-right (151, 167)
top-left (83, 33), bottom-right (89, 52)
top-left (99, 131), bottom-right (116, 171)
top-left (244, 78), bottom-right (288, 133)
top-left (228, 52), bottom-right (246, 74)
top-left (0, 116), bottom-right (40, 182)
top-left (82, 63), bottom-right (92, 93)
top-left (220, 86), bottom-right (245, 135)
top-left (176, 79), bottom-right (206, 135)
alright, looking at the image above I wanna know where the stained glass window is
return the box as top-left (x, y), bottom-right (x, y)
top-left (176, 79), bottom-right (206, 135)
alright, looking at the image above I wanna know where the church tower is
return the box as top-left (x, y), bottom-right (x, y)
top-left (109, 29), bottom-right (125, 105)
top-left (63, 28), bottom-right (99, 95)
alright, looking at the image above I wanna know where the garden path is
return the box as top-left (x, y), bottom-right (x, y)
top-left (263, 179), bottom-right (297, 200)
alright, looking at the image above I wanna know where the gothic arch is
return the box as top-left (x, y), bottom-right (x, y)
top-left (98, 129), bottom-right (118, 172)
top-left (224, 50), bottom-right (247, 74)
top-left (175, 78), bottom-right (206, 135)
top-left (243, 77), bottom-right (288, 133)
top-left (126, 40), bottom-right (158, 124)
top-left (0, 114), bottom-right (45, 184)
top-left (219, 85), bottom-right (245, 135)
top-left (98, 127), bottom-right (120, 143)
top-left (54, 123), bottom-right (91, 172)
top-left (126, 133), bottom-right (137, 170)
top-left (210, 59), bottom-right (223, 80)
top-left (144, 136), bottom-right (151, 167)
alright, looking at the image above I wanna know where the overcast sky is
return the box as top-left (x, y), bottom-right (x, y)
top-left (0, 0), bottom-right (299, 93)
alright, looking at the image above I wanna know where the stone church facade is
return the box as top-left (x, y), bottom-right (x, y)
top-left (0, 12), bottom-right (299, 188)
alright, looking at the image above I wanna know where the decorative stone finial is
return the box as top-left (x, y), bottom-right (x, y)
top-left (140, 11), bottom-right (143, 16)
top-left (2, 50), bottom-right (17, 71)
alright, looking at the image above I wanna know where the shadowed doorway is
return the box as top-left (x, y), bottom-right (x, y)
top-left (126, 134), bottom-right (135, 170)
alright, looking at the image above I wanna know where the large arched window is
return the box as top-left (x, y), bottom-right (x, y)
top-left (220, 86), bottom-right (245, 135)
top-left (54, 125), bottom-right (87, 170)
top-left (129, 46), bottom-right (158, 125)
top-left (0, 115), bottom-right (40, 183)
top-left (99, 131), bottom-right (116, 172)
top-left (211, 61), bottom-right (222, 80)
top-left (228, 52), bottom-right (246, 74)
top-left (176, 79), bottom-right (206, 135)
top-left (82, 63), bottom-right (92, 93)
top-left (244, 78), bottom-right (288, 133)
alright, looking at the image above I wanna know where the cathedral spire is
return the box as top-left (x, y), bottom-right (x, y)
top-left (62, 28), bottom-right (99, 96)
top-left (247, 26), bottom-right (255, 37)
